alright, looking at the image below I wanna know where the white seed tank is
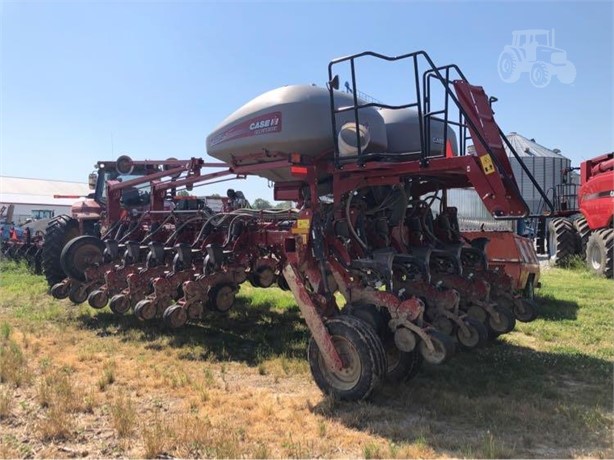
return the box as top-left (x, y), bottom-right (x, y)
top-left (379, 108), bottom-right (458, 156)
top-left (206, 85), bottom-right (388, 182)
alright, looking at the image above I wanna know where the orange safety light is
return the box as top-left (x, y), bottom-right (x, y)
top-left (290, 152), bottom-right (302, 164)
top-left (291, 166), bottom-right (308, 176)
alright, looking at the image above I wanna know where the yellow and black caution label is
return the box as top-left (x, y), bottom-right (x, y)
top-left (291, 219), bottom-right (311, 243)
top-left (480, 154), bottom-right (495, 175)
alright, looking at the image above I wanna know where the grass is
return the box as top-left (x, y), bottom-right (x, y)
top-left (0, 259), bottom-right (612, 458)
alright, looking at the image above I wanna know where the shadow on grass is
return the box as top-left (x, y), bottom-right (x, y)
top-left (72, 284), bottom-right (609, 456)
top-left (535, 293), bottom-right (579, 321)
top-left (311, 341), bottom-right (613, 457)
top-left (76, 292), bottom-right (310, 366)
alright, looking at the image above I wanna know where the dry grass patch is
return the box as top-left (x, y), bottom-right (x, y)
top-left (0, 332), bottom-right (31, 387)
top-left (0, 386), bottom-right (12, 419)
top-left (36, 400), bottom-right (75, 441)
top-left (109, 391), bottom-right (138, 438)
top-left (97, 359), bottom-right (116, 391)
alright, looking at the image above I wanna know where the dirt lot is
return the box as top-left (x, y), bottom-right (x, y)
top-left (0, 262), bottom-right (612, 458)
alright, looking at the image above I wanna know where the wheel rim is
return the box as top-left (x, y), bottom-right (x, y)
top-left (419, 336), bottom-right (447, 364)
top-left (167, 307), bottom-right (187, 328)
top-left (214, 286), bottom-right (234, 312)
top-left (88, 290), bottom-right (107, 309)
top-left (69, 286), bottom-right (87, 304)
top-left (318, 336), bottom-right (362, 391)
top-left (51, 283), bottom-right (70, 299)
top-left (514, 299), bottom-right (537, 322)
top-left (458, 323), bottom-right (480, 348)
top-left (588, 243), bottom-right (603, 270)
top-left (489, 308), bottom-right (512, 333)
top-left (72, 245), bottom-right (102, 274)
top-left (110, 295), bottom-right (130, 315)
top-left (136, 300), bottom-right (156, 320)
top-left (257, 268), bottom-right (275, 288)
top-left (433, 317), bottom-right (454, 336)
top-left (467, 305), bottom-right (487, 323)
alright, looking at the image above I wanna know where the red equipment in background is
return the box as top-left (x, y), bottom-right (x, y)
top-left (547, 152), bottom-right (613, 278)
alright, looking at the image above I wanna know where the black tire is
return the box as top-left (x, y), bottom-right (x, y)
top-left (384, 337), bottom-right (423, 383)
top-left (308, 317), bottom-right (382, 401)
top-left (134, 299), bottom-right (157, 321)
top-left (586, 228), bottom-right (613, 278)
top-left (418, 329), bottom-right (455, 365)
top-left (163, 304), bottom-right (188, 329)
top-left (548, 218), bottom-right (577, 266)
top-left (514, 297), bottom-right (539, 322)
top-left (68, 284), bottom-right (88, 304)
top-left (50, 282), bottom-right (70, 300)
top-left (456, 317), bottom-right (488, 350)
top-left (60, 236), bottom-right (105, 281)
top-left (42, 216), bottom-right (80, 286)
top-left (109, 294), bottom-right (131, 316)
top-left (488, 306), bottom-right (516, 334)
top-left (341, 314), bottom-right (387, 378)
top-left (255, 267), bottom-right (276, 288)
top-left (208, 284), bottom-right (236, 313)
top-left (572, 215), bottom-right (591, 254)
top-left (87, 289), bottom-right (108, 309)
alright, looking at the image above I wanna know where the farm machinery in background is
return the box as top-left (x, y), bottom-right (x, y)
top-left (38, 50), bottom-right (545, 401)
top-left (0, 204), bottom-right (48, 273)
top-left (546, 152), bottom-right (614, 278)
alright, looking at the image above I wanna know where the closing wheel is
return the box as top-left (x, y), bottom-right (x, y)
top-left (466, 304), bottom-right (488, 324)
top-left (87, 289), bottom-right (108, 309)
top-left (418, 329), bottom-right (455, 365)
top-left (307, 317), bottom-right (382, 401)
top-left (68, 284), bottom-right (88, 304)
top-left (134, 299), bottom-right (157, 321)
top-left (432, 316), bottom-right (455, 336)
top-left (60, 236), bottom-right (105, 281)
top-left (255, 267), bottom-right (276, 288)
top-left (50, 282), bottom-right (70, 300)
top-left (513, 297), bottom-right (539, 322)
top-left (456, 317), bottom-right (488, 350)
top-left (109, 294), bottom-right (130, 316)
top-left (488, 306), bottom-right (516, 335)
top-left (208, 284), bottom-right (235, 313)
top-left (384, 337), bottom-right (423, 383)
top-left (163, 304), bottom-right (188, 329)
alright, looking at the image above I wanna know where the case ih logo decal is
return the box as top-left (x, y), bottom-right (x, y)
top-left (210, 112), bottom-right (282, 146)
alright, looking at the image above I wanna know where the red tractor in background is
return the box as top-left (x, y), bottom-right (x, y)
top-left (547, 152), bottom-right (614, 278)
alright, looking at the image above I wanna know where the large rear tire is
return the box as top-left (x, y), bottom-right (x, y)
top-left (585, 228), bottom-right (613, 278)
top-left (308, 317), bottom-right (383, 401)
top-left (42, 216), bottom-right (80, 286)
top-left (548, 218), bottom-right (577, 266)
top-left (572, 215), bottom-right (591, 254)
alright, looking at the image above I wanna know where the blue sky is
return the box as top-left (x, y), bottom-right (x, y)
top-left (1, 1), bottom-right (612, 201)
